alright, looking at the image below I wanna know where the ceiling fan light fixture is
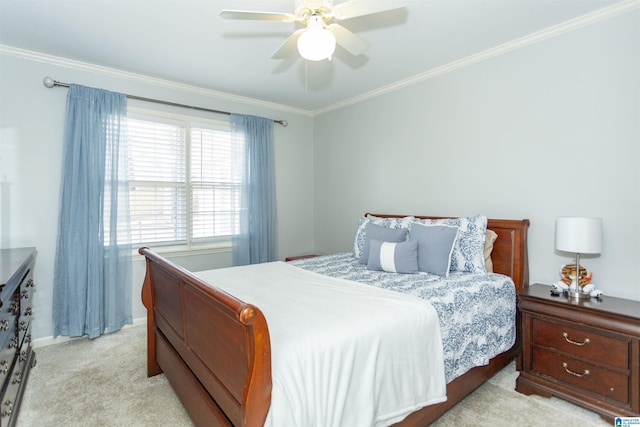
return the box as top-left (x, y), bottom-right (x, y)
top-left (297, 13), bottom-right (336, 61)
top-left (222, 1), bottom-right (407, 61)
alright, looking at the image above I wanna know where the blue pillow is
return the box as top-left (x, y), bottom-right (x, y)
top-left (409, 223), bottom-right (459, 277)
top-left (353, 216), bottom-right (414, 259)
top-left (358, 223), bottom-right (408, 264)
top-left (367, 239), bottom-right (419, 274)
top-left (413, 214), bottom-right (487, 273)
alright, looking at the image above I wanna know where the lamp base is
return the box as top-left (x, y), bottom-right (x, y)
top-left (568, 289), bottom-right (592, 300)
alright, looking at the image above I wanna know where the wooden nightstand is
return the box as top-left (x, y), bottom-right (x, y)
top-left (516, 284), bottom-right (640, 421)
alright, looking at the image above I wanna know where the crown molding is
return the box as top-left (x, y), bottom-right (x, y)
top-left (0, 44), bottom-right (314, 118)
top-left (314, 0), bottom-right (640, 116)
top-left (1, 0), bottom-right (637, 118)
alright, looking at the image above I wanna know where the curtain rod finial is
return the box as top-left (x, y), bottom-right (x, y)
top-left (279, 120), bottom-right (288, 127)
top-left (43, 77), bottom-right (55, 88)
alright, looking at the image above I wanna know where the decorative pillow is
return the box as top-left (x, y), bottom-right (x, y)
top-left (358, 223), bottom-right (409, 264)
top-left (413, 214), bottom-right (488, 273)
top-left (484, 229), bottom-right (498, 273)
top-left (353, 216), bottom-right (414, 260)
top-left (367, 239), bottom-right (418, 274)
top-left (409, 223), bottom-right (458, 277)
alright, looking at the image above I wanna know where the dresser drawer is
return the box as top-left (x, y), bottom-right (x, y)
top-left (20, 285), bottom-right (33, 322)
top-left (0, 343), bottom-right (15, 390)
top-left (532, 345), bottom-right (629, 405)
top-left (0, 357), bottom-right (21, 426)
top-left (15, 276), bottom-right (33, 352)
top-left (532, 318), bottom-right (629, 369)
top-left (17, 317), bottom-right (30, 351)
top-left (0, 294), bottom-right (18, 353)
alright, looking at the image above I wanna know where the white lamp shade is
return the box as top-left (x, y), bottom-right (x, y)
top-left (555, 217), bottom-right (602, 254)
top-left (297, 14), bottom-right (336, 61)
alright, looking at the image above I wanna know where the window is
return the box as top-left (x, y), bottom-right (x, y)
top-left (127, 110), bottom-right (242, 248)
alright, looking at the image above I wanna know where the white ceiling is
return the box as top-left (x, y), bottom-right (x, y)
top-left (0, 0), bottom-right (624, 112)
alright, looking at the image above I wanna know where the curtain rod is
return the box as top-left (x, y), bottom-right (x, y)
top-left (42, 77), bottom-right (288, 127)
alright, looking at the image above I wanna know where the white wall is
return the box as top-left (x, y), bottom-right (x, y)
top-left (313, 11), bottom-right (640, 301)
top-left (0, 52), bottom-right (315, 341)
top-left (2, 8), bottom-right (638, 344)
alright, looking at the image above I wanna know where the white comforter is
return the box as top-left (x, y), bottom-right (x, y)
top-left (195, 261), bottom-right (446, 427)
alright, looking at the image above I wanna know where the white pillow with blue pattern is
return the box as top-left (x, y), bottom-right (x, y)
top-left (413, 214), bottom-right (488, 274)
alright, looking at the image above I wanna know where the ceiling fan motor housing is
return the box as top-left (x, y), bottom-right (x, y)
top-left (296, 0), bottom-right (335, 23)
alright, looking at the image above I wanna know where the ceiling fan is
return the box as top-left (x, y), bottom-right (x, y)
top-left (220, 0), bottom-right (406, 61)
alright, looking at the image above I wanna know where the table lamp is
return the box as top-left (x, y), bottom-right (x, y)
top-left (555, 217), bottom-right (602, 299)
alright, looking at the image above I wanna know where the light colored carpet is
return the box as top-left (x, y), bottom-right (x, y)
top-left (16, 325), bottom-right (610, 426)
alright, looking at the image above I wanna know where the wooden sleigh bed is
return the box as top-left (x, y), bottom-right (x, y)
top-left (140, 215), bottom-right (529, 427)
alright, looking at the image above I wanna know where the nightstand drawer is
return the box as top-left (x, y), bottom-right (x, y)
top-left (517, 284), bottom-right (640, 421)
top-left (532, 346), bottom-right (629, 405)
top-left (532, 318), bottom-right (628, 369)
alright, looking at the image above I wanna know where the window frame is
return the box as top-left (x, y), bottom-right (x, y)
top-left (127, 107), bottom-right (237, 257)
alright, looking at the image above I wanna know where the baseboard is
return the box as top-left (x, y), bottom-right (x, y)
top-left (32, 316), bottom-right (147, 348)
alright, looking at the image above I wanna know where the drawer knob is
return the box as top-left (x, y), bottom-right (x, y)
top-left (11, 371), bottom-right (21, 385)
top-left (562, 332), bottom-right (590, 346)
top-left (562, 362), bottom-right (590, 378)
top-left (2, 400), bottom-right (13, 418)
top-left (9, 301), bottom-right (19, 315)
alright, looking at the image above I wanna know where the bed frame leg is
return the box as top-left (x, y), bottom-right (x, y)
top-left (141, 252), bottom-right (163, 377)
top-left (146, 321), bottom-right (162, 377)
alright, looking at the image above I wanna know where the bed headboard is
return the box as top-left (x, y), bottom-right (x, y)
top-left (365, 214), bottom-right (530, 292)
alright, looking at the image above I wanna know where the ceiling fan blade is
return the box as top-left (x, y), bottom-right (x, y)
top-left (327, 24), bottom-right (369, 56)
top-left (331, 0), bottom-right (406, 20)
top-left (300, 0), bottom-right (324, 8)
top-left (220, 10), bottom-right (297, 23)
top-left (271, 29), bottom-right (306, 59)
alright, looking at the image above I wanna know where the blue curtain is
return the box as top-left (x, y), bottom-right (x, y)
top-left (231, 114), bottom-right (277, 265)
top-left (53, 84), bottom-right (132, 339)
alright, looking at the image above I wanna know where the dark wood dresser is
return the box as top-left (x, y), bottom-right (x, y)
top-left (516, 283), bottom-right (640, 421)
top-left (0, 248), bottom-right (36, 426)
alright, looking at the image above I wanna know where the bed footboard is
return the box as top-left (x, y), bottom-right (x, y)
top-left (139, 248), bottom-right (272, 427)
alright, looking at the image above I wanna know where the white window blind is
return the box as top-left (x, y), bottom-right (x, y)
top-left (190, 123), bottom-right (242, 243)
top-left (127, 111), bottom-right (241, 247)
